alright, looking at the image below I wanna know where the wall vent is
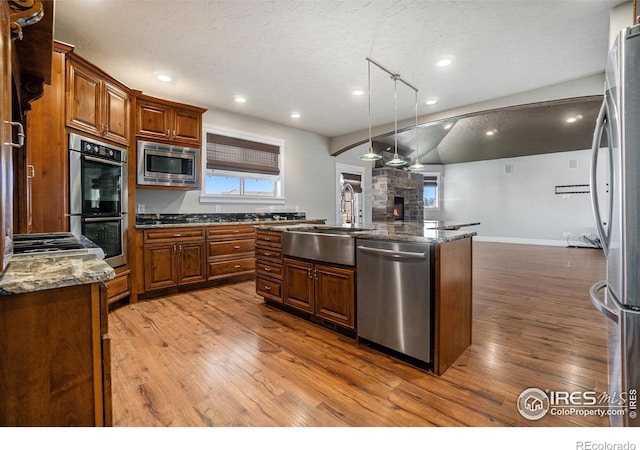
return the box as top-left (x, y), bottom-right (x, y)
top-left (568, 159), bottom-right (578, 169)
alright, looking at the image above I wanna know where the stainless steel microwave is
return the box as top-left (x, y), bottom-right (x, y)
top-left (137, 141), bottom-right (200, 187)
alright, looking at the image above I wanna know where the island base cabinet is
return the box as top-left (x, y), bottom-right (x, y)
top-left (0, 283), bottom-right (110, 426)
top-left (283, 257), bottom-right (355, 330)
top-left (314, 264), bottom-right (355, 329)
top-left (143, 240), bottom-right (206, 291)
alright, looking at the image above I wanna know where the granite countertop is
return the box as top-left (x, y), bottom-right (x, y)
top-left (136, 219), bottom-right (326, 229)
top-left (0, 254), bottom-right (115, 295)
top-left (257, 221), bottom-right (478, 244)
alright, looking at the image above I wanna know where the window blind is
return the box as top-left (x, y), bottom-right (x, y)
top-left (424, 175), bottom-right (438, 188)
top-left (206, 133), bottom-right (280, 175)
top-left (342, 173), bottom-right (363, 193)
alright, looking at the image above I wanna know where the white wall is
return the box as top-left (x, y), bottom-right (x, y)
top-left (136, 106), bottom-right (336, 221)
top-left (443, 149), bottom-right (601, 245)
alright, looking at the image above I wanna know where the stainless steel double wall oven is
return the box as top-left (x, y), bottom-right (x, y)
top-left (69, 133), bottom-right (127, 267)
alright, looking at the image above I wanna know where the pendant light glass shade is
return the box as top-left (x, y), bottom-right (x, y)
top-left (408, 90), bottom-right (427, 172)
top-left (385, 76), bottom-right (407, 168)
top-left (360, 60), bottom-right (382, 161)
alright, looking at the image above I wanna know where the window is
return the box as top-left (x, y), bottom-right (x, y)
top-left (424, 174), bottom-right (440, 209)
top-left (201, 125), bottom-right (285, 203)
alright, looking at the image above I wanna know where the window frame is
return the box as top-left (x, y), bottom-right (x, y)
top-left (200, 124), bottom-right (285, 204)
top-left (423, 172), bottom-right (440, 210)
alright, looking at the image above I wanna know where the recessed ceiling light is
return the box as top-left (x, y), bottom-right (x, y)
top-left (486, 129), bottom-right (497, 136)
top-left (566, 114), bottom-right (584, 123)
top-left (290, 112), bottom-right (301, 119)
top-left (352, 89), bottom-right (364, 96)
top-left (436, 58), bottom-right (453, 67)
top-left (156, 73), bottom-right (172, 82)
top-left (426, 98), bottom-right (438, 106)
top-left (234, 96), bottom-right (247, 103)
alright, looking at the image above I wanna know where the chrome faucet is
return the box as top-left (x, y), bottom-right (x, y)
top-left (341, 182), bottom-right (357, 227)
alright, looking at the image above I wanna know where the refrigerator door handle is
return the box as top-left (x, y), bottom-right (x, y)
top-left (589, 280), bottom-right (618, 323)
top-left (590, 99), bottom-right (611, 255)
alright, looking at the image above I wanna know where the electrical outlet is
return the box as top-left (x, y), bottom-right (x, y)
top-left (137, 204), bottom-right (145, 213)
top-left (563, 232), bottom-right (572, 239)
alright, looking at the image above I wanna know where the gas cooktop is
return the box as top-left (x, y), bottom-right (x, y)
top-left (12, 232), bottom-right (104, 259)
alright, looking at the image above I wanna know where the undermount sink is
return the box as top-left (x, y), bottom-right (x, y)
top-left (282, 229), bottom-right (358, 266)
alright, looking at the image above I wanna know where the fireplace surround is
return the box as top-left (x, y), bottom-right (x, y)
top-left (372, 168), bottom-right (424, 221)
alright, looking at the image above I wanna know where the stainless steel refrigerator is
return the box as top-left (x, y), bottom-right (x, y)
top-left (590, 23), bottom-right (640, 427)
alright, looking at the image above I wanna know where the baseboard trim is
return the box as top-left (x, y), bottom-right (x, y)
top-left (472, 236), bottom-right (569, 247)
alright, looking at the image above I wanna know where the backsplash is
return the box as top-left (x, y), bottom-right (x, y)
top-left (136, 212), bottom-right (306, 225)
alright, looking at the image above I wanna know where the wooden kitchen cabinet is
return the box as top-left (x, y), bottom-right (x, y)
top-left (283, 257), bottom-right (356, 330)
top-left (66, 56), bottom-right (130, 146)
top-left (0, 282), bottom-right (112, 426)
top-left (206, 224), bottom-right (256, 281)
top-left (135, 94), bottom-right (206, 147)
top-left (255, 229), bottom-right (284, 303)
top-left (142, 227), bottom-right (207, 291)
top-left (1, 1), bottom-right (12, 270)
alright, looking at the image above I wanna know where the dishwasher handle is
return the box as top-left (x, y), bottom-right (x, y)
top-left (357, 245), bottom-right (427, 260)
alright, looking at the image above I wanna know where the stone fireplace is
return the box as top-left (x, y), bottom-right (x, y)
top-left (372, 167), bottom-right (424, 221)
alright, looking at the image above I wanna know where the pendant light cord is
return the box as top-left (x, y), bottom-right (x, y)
top-left (368, 60), bottom-right (372, 151)
top-left (393, 75), bottom-right (398, 159)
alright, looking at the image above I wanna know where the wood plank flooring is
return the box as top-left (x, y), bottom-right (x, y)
top-left (109, 242), bottom-right (610, 426)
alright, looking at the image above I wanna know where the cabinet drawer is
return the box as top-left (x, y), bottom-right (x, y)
top-left (143, 227), bottom-right (205, 243)
top-left (207, 225), bottom-right (256, 239)
top-left (255, 247), bottom-right (282, 263)
top-left (105, 270), bottom-right (129, 303)
top-left (208, 257), bottom-right (255, 279)
top-left (208, 239), bottom-right (255, 257)
top-left (255, 230), bottom-right (282, 248)
top-left (256, 276), bottom-right (282, 302)
top-left (256, 261), bottom-right (282, 280)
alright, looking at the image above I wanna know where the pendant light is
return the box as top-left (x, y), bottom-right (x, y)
top-left (408, 89), bottom-right (427, 172)
top-left (385, 75), bottom-right (407, 167)
top-left (359, 59), bottom-right (382, 161)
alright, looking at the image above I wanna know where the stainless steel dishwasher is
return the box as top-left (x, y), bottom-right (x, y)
top-left (356, 239), bottom-right (434, 364)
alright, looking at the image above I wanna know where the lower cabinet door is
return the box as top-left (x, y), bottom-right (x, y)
top-left (144, 244), bottom-right (178, 290)
top-left (314, 264), bottom-right (355, 329)
top-left (177, 241), bottom-right (207, 285)
top-left (283, 258), bottom-right (314, 313)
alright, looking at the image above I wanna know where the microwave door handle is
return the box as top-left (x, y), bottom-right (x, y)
top-left (84, 216), bottom-right (124, 223)
top-left (82, 155), bottom-right (124, 167)
top-left (590, 99), bottom-right (610, 255)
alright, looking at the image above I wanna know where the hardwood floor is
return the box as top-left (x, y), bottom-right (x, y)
top-left (109, 241), bottom-right (610, 426)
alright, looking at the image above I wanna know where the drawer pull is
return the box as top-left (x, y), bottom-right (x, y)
top-left (264, 252), bottom-right (272, 256)
top-left (264, 267), bottom-right (271, 272)
top-left (264, 285), bottom-right (271, 290)
top-left (234, 245), bottom-right (241, 249)
top-left (173, 234), bottom-right (182, 237)
top-left (234, 265), bottom-right (241, 268)
top-left (263, 237), bottom-right (271, 241)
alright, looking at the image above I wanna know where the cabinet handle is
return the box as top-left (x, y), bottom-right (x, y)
top-left (233, 245), bottom-right (241, 249)
top-left (27, 164), bottom-right (35, 179)
top-left (234, 265), bottom-right (241, 268)
top-left (173, 234), bottom-right (182, 237)
top-left (5, 121), bottom-right (25, 148)
top-left (173, 245), bottom-right (177, 252)
top-left (263, 237), bottom-right (271, 241)
top-left (264, 252), bottom-right (271, 256)
top-left (178, 245), bottom-right (183, 252)
top-left (264, 267), bottom-right (271, 272)
top-left (264, 285), bottom-right (271, 291)
top-left (308, 269), bottom-right (312, 279)
top-left (314, 269), bottom-right (318, 280)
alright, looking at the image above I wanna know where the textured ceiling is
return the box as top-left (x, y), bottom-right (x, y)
top-left (53, 0), bottom-right (626, 139)
top-left (373, 96), bottom-right (604, 164)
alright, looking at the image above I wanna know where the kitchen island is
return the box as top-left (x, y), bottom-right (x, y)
top-left (255, 222), bottom-right (476, 375)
